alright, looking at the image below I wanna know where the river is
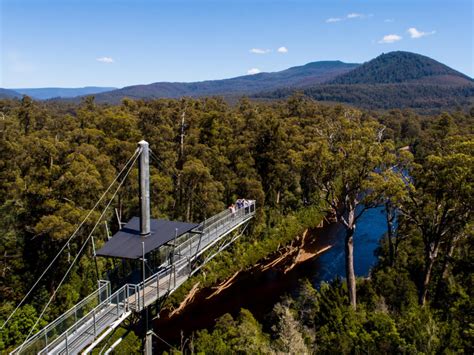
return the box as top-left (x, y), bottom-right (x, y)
top-left (153, 206), bottom-right (388, 349)
top-left (309, 206), bottom-right (387, 283)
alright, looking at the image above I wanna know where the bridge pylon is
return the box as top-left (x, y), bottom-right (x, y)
top-left (11, 140), bottom-right (256, 355)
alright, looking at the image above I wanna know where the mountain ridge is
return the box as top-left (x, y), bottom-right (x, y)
top-left (329, 51), bottom-right (472, 85)
top-left (12, 86), bottom-right (117, 100)
top-left (2, 51), bottom-right (472, 110)
top-left (90, 61), bottom-right (359, 103)
top-left (0, 88), bottom-right (22, 99)
top-left (254, 51), bottom-right (473, 110)
top-left (91, 51), bottom-right (472, 106)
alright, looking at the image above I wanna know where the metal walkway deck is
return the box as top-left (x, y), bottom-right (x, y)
top-left (11, 201), bottom-right (256, 355)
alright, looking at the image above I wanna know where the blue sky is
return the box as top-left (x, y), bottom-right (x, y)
top-left (1, 0), bottom-right (472, 88)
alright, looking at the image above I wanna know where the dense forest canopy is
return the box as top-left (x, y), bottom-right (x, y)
top-left (0, 95), bottom-right (472, 353)
top-left (255, 84), bottom-right (474, 111)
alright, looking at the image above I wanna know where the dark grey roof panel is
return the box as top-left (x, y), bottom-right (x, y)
top-left (96, 217), bottom-right (199, 259)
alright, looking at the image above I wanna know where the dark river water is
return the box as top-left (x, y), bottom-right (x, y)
top-left (309, 206), bottom-right (387, 284)
top-left (153, 206), bottom-right (388, 349)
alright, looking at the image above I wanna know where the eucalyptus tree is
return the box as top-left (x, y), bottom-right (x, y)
top-left (368, 148), bottom-right (412, 267)
top-left (18, 96), bottom-right (33, 135)
top-left (302, 111), bottom-right (398, 308)
top-left (399, 136), bottom-right (473, 305)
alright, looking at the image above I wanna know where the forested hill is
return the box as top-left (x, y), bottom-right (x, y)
top-left (329, 51), bottom-right (473, 85)
top-left (92, 51), bottom-right (473, 109)
top-left (87, 61), bottom-right (359, 103)
top-left (13, 87), bottom-right (117, 100)
top-left (0, 88), bottom-right (21, 99)
top-left (256, 52), bottom-right (474, 110)
top-left (4, 51), bottom-right (473, 110)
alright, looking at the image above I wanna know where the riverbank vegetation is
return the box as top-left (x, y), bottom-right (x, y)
top-left (188, 107), bottom-right (474, 353)
top-left (0, 95), bottom-right (472, 353)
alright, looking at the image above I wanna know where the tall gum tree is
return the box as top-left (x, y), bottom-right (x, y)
top-left (303, 112), bottom-right (397, 309)
top-left (367, 149), bottom-right (413, 267)
top-left (399, 136), bottom-right (473, 305)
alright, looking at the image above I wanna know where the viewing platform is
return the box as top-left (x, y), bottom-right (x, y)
top-left (11, 201), bottom-right (256, 355)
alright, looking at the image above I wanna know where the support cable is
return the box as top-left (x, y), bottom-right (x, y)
top-left (148, 149), bottom-right (209, 219)
top-left (1, 147), bottom-right (141, 331)
top-left (17, 150), bottom-right (140, 352)
top-left (150, 330), bottom-right (178, 351)
top-left (148, 149), bottom-right (164, 169)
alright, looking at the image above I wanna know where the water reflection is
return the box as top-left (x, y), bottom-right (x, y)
top-left (153, 206), bottom-right (388, 349)
top-left (310, 206), bottom-right (387, 285)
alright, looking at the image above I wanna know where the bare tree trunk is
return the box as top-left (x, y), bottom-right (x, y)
top-left (385, 201), bottom-right (395, 266)
top-left (420, 260), bottom-right (434, 306)
top-left (434, 235), bottom-right (460, 303)
top-left (420, 243), bottom-right (439, 306)
top-left (186, 186), bottom-right (194, 221)
top-left (345, 207), bottom-right (357, 309)
top-left (176, 107), bottom-right (186, 219)
top-left (180, 110), bottom-right (186, 161)
top-left (186, 198), bottom-right (191, 221)
top-left (441, 235), bottom-right (459, 279)
top-left (345, 227), bottom-right (357, 309)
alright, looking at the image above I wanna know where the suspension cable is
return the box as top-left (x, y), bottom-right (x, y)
top-left (150, 331), bottom-right (179, 351)
top-left (17, 149), bottom-right (140, 351)
top-left (149, 149), bottom-right (210, 220)
top-left (149, 149), bottom-right (168, 171)
top-left (1, 147), bottom-right (141, 330)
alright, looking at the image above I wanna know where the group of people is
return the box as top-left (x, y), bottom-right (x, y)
top-left (228, 198), bottom-right (252, 214)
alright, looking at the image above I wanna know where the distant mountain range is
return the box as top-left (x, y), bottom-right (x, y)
top-left (256, 52), bottom-right (474, 109)
top-left (91, 61), bottom-right (358, 103)
top-left (0, 88), bottom-right (22, 99)
top-left (1, 51), bottom-right (472, 109)
top-left (0, 87), bottom-right (116, 100)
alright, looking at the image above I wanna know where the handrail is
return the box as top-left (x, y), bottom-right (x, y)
top-left (11, 200), bottom-right (256, 355)
top-left (10, 282), bottom-right (110, 354)
top-left (158, 201), bottom-right (256, 270)
top-left (44, 284), bottom-right (129, 353)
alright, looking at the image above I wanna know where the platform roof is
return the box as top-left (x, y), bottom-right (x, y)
top-left (96, 217), bottom-right (199, 260)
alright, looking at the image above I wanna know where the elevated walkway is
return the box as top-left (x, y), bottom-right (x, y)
top-left (11, 201), bottom-right (256, 354)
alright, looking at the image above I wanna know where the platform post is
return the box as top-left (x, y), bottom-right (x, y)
top-left (142, 241), bottom-right (146, 310)
top-left (138, 140), bottom-right (151, 236)
top-left (145, 330), bottom-right (153, 355)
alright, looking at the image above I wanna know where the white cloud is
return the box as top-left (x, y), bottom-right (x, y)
top-left (384, 18), bottom-right (395, 23)
top-left (378, 34), bottom-right (402, 43)
top-left (347, 13), bottom-right (363, 19)
top-left (327, 13), bottom-right (371, 23)
top-left (249, 48), bottom-right (270, 54)
top-left (277, 46), bottom-right (288, 53)
top-left (96, 56), bottom-right (114, 63)
top-left (247, 68), bottom-right (261, 75)
top-left (407, 27), bottom-right (435, 39)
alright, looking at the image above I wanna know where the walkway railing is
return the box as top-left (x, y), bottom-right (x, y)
top-left (11, 201), bottom-right (256, 355)
top-left (10, 281), bottom-right (110, 354)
